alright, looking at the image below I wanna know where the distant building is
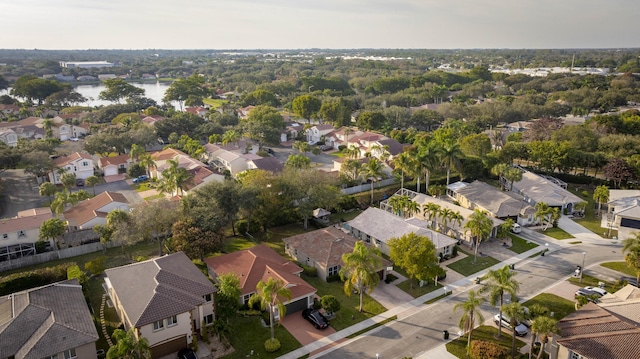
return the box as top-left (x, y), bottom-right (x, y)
top-left (59, 61), bottom-right (114, 68)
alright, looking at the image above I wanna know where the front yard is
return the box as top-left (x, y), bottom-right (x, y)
top-left (601, 261), bottom-right (637, 277)
top-left (536, 227), bottom-right (574, 240)
top-left (220, 315), bottom-right (301, 359)
top-left (508, 234), bottom-right (539, 254)
top-left (446, 247), bottom-right (500, 277)
top-left (522, 293), bottom-right (575, 321)
top-left (446, 325), bottom-right (527, 359)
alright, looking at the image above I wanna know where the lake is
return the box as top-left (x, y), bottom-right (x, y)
top-left (74, 81), bottom-right (173, 107)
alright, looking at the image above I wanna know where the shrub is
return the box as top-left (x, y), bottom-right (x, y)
top-left (338, 145), bottom-right (347, 151)
top-left (261, 311), bottom-right (272, 325)
top-left (302, 264), bottom-right (317, 277)
top-left (0, 264), bottom-right (71, 296)
top-left (470, 340), bottom-right (509, 359)
top-left (321, 295), bottom-right (341, 314)
top-left (35, 240), bottom-right (48, 253)
top-left (238, 309), bottom-right (262, 316)
top-left (67, 265), bottom-right (88, 285)
top-left (127, 163), bottom-right (146, 178)
top-left (264, 338), bottom-right (281, 352)
top-left (326, 274), bottom-right (341, 283)
top-left (235, 219), bottom-right (261, 235)
top-left (336, 195), bottom-right (358, 212)
top-left (452, 246), bottom-right (458, 257)
top-left (84, 256), bottom-right (107, 276)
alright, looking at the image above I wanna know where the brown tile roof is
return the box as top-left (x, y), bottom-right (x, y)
top-left (557, 302), bottom-right (640, 359)
top-left (63, 191), bottom-right (129, 226)
top-left (205, 244), bottom-right (316, 300)
top-left (52, 151), bottom-right (93, 167)
top-left (377, 138), bottom-right (405, 156)
top-left (17, 207), bottom-right (52, 217)
top-left (105, 252), bottom-right (216, 327)
top-left (0, 279), bottom-right (99, 359)
top-left (189, 166), bottom-right (214, 187)
top-left (98, 154), bottom-right (131, 168)
top-left (0, 212), bottom-right (53, 233)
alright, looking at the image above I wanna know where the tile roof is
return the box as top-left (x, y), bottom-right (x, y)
top-left (282, 227), bottom-right (391, 270)
top-left (557, 302), bottom-right (640, 359)
top-left (412, 192), bottom-right (505, 229)
top-left (205, 244), bottom-right (316, 300)
top-left (17, 207), bottom-right (52, 217)
top-left (105, 252), bottom-right (216, 327)
top-left (51, 152), bottom-right (93, 167)
top-left (376, 138), bottom-right (405, 155)
top-left (0, 279), bottom-right (99, 359)
top-left (0, 211), bottom-right (53, 233)
top-left (98, 154), bottom-right (131, 167)
top-left (453, 181), bottom-right (527, 218)
top-left (63, 191), bottom-right (129, 226)
top-left (250, 157), bottom-right (284, 173)
top-left (512, 171), bottom-right (583, 206)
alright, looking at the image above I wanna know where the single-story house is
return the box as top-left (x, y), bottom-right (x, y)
top-left (63, 191), bottom-right (130, 230)
top-left (0, 207), bottom-right (53, 260)
top-left (49, 152), bottom-right (95, 185)
top-left (246, 157), bottom-right (284, 174)
top-left (0, 279), bottom-right (99, 359)
top-left (606, 191), bottom-right (640, 239)
top-left (205, 244), bottom-right (316, 318)
top-left (105, 252), bottom-right (217, 358)
top-left (510, 171), bottom-right (583, 214)
top-left (98, 154), bottom-right (131, 176)
top-left (150, 148), bottom-right (223, 195)
top-left (282, 226), bottom-right (391, 282)
top-left (346, 207), bottom-right (458, 258)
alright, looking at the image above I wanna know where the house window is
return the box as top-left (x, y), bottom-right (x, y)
top-left (43, 356), bottom-right (56, 359)
top-left (328, 266), bottom-right (339, 277)
top-left (153, 320), bottom-right (164, 331)
top-left (204, 314), bottom-right (214, 325)
top-left (18, 230), bottom-right (26, 238)
top-left (365, 234), bottom-right (371, 243)
top-left (294, 249), bottom-right (298, 256)
top-left (375, 239), bottom-right (381, 245)
top-left (167, 315), bottom-right (178, 327)
top-left (82, 161), bottom-right (89, 167)
top-left (243, 294), bottom-right (251, 304)
top-left (203, 293), bottom-right (212, 303)
top-left (63, 349), bottom-right (77, 359)
top-left (570, 352), bottom-right (584, 359)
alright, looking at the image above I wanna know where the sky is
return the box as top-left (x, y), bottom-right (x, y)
top-left (3, 0), bottom-right (640, 49)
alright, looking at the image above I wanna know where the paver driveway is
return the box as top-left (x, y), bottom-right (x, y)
top-left (280, 310), bottom-right (336, 346)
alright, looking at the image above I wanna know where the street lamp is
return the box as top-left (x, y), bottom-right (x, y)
top-left (580, 252), bottom-right (586, 283)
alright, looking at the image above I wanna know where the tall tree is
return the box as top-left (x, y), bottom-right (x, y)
top-left (216, 273), bottom-right (242, 323)
top-left (453, 289), bottom-right (485, 350)
top-left (60, 172), bottom-right (77, 190)
top-left (99, 78), bottom-right (145, 104)
top-left (464, 209), bottom-right (494, 263)
top-left (480, 266), bottom-right (520, 338)
top-left (85, 175), bottom-right (100, 196)
top-left (389, 233), bottom-right (442, 290)
top-left (339, 241), bottom-right (382, 312)
top-left (39, 218), bottom-right (66, 248)
top-left (39, 182), bottom-right (57, 203)
top-left (593, 185), bottom-right (609, 217)
top-left (170, 219), bottom-right (223, 260)
top-left (106, 328), bottom-right (151, 359)
top-left (285, 154), bottom-right (311, 169)
top-left (503, 167), bottom-right (523, 191)
top-left (158, 159), bottom-right (193, 196)
top-left (131, 199), bottom-right (181, 255)
top-left (422, 202), bottom-right (442, 230)
top-left (534, 202), bottom-right (553, 230)
top-left (530, 316), bottom-right (559, 359)
top-left (292, 94), bottom-right (322, 123)
top-left (248, 278), bottom-right (292, 342)
top-left (501, 302), bottom-right (528, 359)
top-left (393, 151), bottom-right (416, 189)
top-left (365, 157), bottom-right (385, 205)
top-left (440, 140), bottom-right (463, 185)
top-left (163, 74), bottom-right (209, 111)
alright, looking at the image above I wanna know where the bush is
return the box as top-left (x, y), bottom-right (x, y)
top-left (470, 340), bottom-right (509, 359)
top-left (67, 265), bottom-right (88, 285)
top-left (127, 163), bottom-right (146, 178)
top-left (261, 311), bottom-right (271, 326)
top-left (301, 264), bottom-right (317, 277)
top-left (312, 297), bottom-right (322, 310)
top-left (35, 240), bottom-right (48, 253)
top-left (321, 295), bottom-right (341, 314)
top-left (264, 338), bottom-right (281, 352)
top-left (338, 145), bottom-right (347, 151)
top-left (84, 256), bottom-right (107, 276)
top-left (326, 274), bottom-right (341, 283)
top-left (0, 264), bottom-right (71, 296)
top-left (336, 195), bottom-right (358, 212)
top-left (452, 246), bottom-right (458, 257)
top-left (235, 219), bottom-right (261, 235)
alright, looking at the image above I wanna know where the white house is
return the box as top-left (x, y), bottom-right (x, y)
top-left (49, 152), bottom-right (95, 184)
top-left (63, 192), bottom-right (130, 230)
top-left (306, 124), bottom-right (335, 144)
top-left (0, 207), bottom-right (53, 261)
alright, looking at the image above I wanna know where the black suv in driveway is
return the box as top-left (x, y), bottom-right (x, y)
top-left (302, 308), bottom-right (329, 329)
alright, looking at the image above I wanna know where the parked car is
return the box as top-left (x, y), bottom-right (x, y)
top-left (493, 313), bottom-right (528, 336)
top-left (75, 178), bottom-right (85, 186)
top-left (511, 223), bottom-right (522, 233)
top-left (177, 348), bottom-right (198, 359)
top-left (583, 286), bottom-right (608, 296)
top-left (620, 276), bottom-right (639, 287)
top-left (302, 308), bottom-right (329, 329)
top-left (574, 287), bottom-right (605, 299)
top-left (69, 137), bottom-right (79, 142)
top-left (132, 175), bottom-right (149, 183)
top-left (319, 145), bottom-right (333, 151)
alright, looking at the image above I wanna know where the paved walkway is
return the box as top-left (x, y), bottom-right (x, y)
top-left (99, 294), bottom-right (113, 347)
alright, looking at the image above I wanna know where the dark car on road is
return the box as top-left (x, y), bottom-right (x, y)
top-left (302, 308), bottom-right (329, 329)
top-left (177, 348), bottom-right (198, 359)
top-left (76, 178), bottom-right (85, 186)
top-left (620, 276), bottom-right (639, 287)
top-left (132, 175), bottom-right (149, 183)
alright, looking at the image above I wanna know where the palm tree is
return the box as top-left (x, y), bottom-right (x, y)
top-left (449, 211), bottom-right (464, 237)
top-left (39, 182), bottom-right (57, 203)
top-left (530, 316), bottom-right (559, 359)
top-left (422, 203), bottom-right (442, 230)
top-left (85, 175), bottom-right (100, 196)
top-left (248, 278), bottom-right (292, 342)
top-left (504, 167), bottom-right (523, 191)
top-left (464, 209), bottom-right (494, 263)
top-left (222, 130), bottom-right (241, 146)
top-left (405, 199), bottom-right (420, 218)
top-left (534, 202), bottom-right (553, 230)
top-left (343, 127), bottom-right (354, 147)
top-left (42, 118), bottom-right (53, 138)
top-left (129, 143), bottom-right (145, 164)
top-left (60, 172), bottom-right (76, 190)
top-left (453, 289), bottom-right (485, 350)
top-left (393, 151), bottom-right (415, 189)
top-left (388, 195), bottom-right (405, 216)
top-left (440, 140), bottom-right (463, 186)
top-left (365, 157), bottom-right (385, 205)
top-left (159, 159), bottom-right (193, 196)
top-left (339, 241), bottom-right (382, 312)
top-left (418, 144), bottom-right (441, 193)
top-left (593, 185), bottom-right (609, 217)
top-left (138, 153), bottom-right (156, 178)
top-left (106, 328), bottom-right (151, 359)
top-left (439, 207), bottom-right (455, 234)
top-left (623, 234), bottom-right (640, 284)
top-left (501, 302), bottom-right (528, 359)
top-left (480, 265), bottom-right (520, 338)
top-left (498, 218), bottom-right (516, 240)
top-left (491, 163), bottom-right (510, 191)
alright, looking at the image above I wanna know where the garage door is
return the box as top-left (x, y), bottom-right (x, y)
top-left (285, 297), bottom-right (309, 315)
top-left (150, 335), bottom-right (187, 358)
top-left (621, 218), bottom-right (640, 229)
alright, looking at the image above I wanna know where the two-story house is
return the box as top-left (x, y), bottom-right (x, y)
top-left (49, 152), bottom-right (95, 184)
top-left (105, 252), bottom-right (217, 358)
top-left (306, 124), bottom-right (335, 144)
top-left (0, 207), bottom-right (53, 261)
top-left (63, 191), bottom-right (130, 230)
top-left (150, 148), bottom-right (223, 195)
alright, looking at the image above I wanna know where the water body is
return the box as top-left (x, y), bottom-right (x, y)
top-left (74, 81), bottom-right (172, 107)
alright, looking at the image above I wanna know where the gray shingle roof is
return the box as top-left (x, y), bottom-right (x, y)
top-left (512, 171), bottom-right (582, 206)
top-left (0, 279), bottom-right (99, 359)
top-left (453, 181), bottom-right (526, 218)
top-left (105, 252), bottom-right (216, 327)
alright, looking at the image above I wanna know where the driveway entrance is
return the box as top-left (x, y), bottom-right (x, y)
top-left (280, 310), bottom-right (336, 346)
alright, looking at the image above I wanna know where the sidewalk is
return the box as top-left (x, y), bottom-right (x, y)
top-left (279, 244), bottom-right (548, 359)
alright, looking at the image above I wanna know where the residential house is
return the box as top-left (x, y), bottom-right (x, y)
top-left (63, 191), bottom-right (130, 230)
top-left (505, 121), bottom-right (533, 132)
top-left (605, 190), bottom-right (640, 240)
top-left (142, 115), bottom-right (165, 126)
top-left (0, 117), bottom-right (46, 146)
top-left (237, 105), bottom-right (255, 119)
top-left (281, 122), bottom-right (303, 143)
top-left (50, 116), bottom-right (89, 140)
top-left (282, 226), bottom-right (391, 282)
top-left (0, 208), bottom-right (53, 261)
top-left (246, 157), bottom-right (284, 174)
top-left (552, 301), bottom-right (640, 359)
top-left (184, 106), bottom-right (207, 117)
top-left (345, 207), bottom-right (458, 258)
top-left (448, 181), bottom-right (535, 225)
top-left (0, 104), bottom-right (21, 118)
top-left (510, 171), bottom-right (583, 214)
top-left (205, 244), bottom-right (316, 317)
top-left (105, 252), bottom-right (217, 358)
top-left (98, 154), bottom-right (131, 177)
top-left (150, 148), bottom-right (223, 194)
top-left (371, 138), bottom-right (404, 161)
top-left (0, 279), bottom-right (99, 359)
top-left (0, 128), bottom-right (18, 147)
top-left (306, 124), bottom-right (335, 144)
top-left (49, 152), bottom-right (95, 184)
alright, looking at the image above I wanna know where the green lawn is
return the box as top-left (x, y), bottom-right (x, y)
top-left (250, 223), bottom-right (313, 256)
top-left (447, 248), bottom-right (500, 277)
top-left (446, 325), bottom-right (527, 359)
top-left (223, 236), bottom-right (258, 253)
top-left (568, 274), bottom-right (619, 293)
top-left (601, 261), bottom-right (637, 277)
top-left (536, 227), bottom-right (574, 240)
top-left (508, 234), bottom-right (539, 254)
top-left (202, 98), bottom-right (229, 108)
top-left (86, 277), bottom-right (122, 352)
top-left (134, 182), bottom-right (154, 192)
top-left (522, 293), bottom-right (575, 320)
top-left (301, 274), bottom-right (386, 331)
top-left (220, 315), bottom-right (301, 359)
top-left (328, 210), bottom-right (363, 223)
top-left (397, 278), bottom-right (443, 298)
top-left (568, 187), bottom-right (617, 238)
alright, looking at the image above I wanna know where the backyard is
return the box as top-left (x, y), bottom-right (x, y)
top-left (568, 186), bottom-right (618, 239)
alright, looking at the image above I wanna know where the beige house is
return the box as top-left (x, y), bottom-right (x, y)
top-left (49, 152), bottom-right (95, 184)
top-left (98, 154), bottom-right (131, 177)
top-left (510, 171), bottom-right (583, 214)
top-left (0, 279), bottom-right (99, 359)
top-left (105, 252), bottom-right (217, 358)
top-left (306, 124), bottom-right (335, 144)
top-left (0, 207), bottom-right (53, 261)
top-left (63, 192), bottom-right (129, 230)
top-left (150, 148), bottom-right (223, 195)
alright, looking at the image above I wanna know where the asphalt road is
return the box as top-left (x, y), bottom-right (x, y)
top-left (314, 242), bottom-right (623, 359)
top-left (0, 169), bottom-right (44, 218)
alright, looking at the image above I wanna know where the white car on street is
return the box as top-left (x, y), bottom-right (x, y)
top-left (494, 314), bottom-right (528, 336)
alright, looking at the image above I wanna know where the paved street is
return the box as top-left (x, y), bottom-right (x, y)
top-left (0, 169), bottom-right (44, 218)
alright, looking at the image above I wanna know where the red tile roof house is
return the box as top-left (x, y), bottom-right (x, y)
top-left (282, 226), bottom-right (391, 282)
top-left (105, 252), bottom-right (217, 358)
top-left (63, 191), bottom-right (130, 231)
top-left (205, 244), bottom-right (317, 318)
top-left (48, 152), bottom-right (95, 185)
top-left (0, 279), bottom-right (100, 359)
top-left (98, 154), bottom-right (131, 177)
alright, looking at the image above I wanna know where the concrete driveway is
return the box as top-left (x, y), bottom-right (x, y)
top-left (280, 310), bottom-right (337, 346)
